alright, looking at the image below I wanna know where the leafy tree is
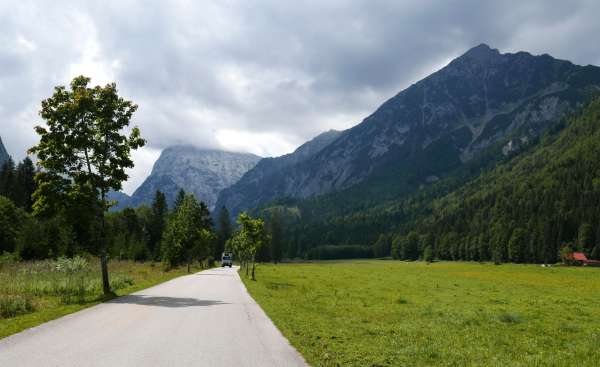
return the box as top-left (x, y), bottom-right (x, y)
top-left (591, 244), bottom-right (600, 260)
top-left (0, 158), bottom-right (15, 201)
top-left (0, 196), bottom-right (25, 253)
top-left (577, 223), bottom-right (594, 251)
top-left (508, 228), bottom-right (527, 263)
top-left (29, 75), bottom-right (145, 295)
top-left (161, 194), bottom-right (213, 271)
top-left (402, 231), bottom-right (420, 260)
top-left (391, 235), bottom-right (402, 260)
top-left (14, 157), bottom-right (37, 212)
top-left (373, 234), bottom-right (391, 258)
top-left (173, 189), bottom-right (185, 212)
top-left (230, 213), bottom-right (268, 280)
top-left (148, 190), bottom-right (168, 259)
top-left (423, 246), bottom-right (434, 263)
top-left (215, 206), bottom-right (232, 259)
top-left (268, 211), bottom-right (283, 263)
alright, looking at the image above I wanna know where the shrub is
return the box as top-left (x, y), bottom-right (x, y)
top-left (54, 256), bottom-right (89, 274)
top-left (0, 295), bottom-right (34, 318)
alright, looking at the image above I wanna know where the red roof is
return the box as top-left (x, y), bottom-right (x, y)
top-left (572, 252), bottom-right (588, 261)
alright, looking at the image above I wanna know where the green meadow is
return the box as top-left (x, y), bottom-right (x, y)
top-left (243, 260), bottom-right (600, 367)
top-left (0, 258), bottom-right (200, 339)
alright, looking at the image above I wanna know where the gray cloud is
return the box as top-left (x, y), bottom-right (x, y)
top-left (1, 0), bottom-right (600, 193)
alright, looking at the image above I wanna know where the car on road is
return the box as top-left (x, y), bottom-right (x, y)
top-left (222, 253), bottom-right (233, 267)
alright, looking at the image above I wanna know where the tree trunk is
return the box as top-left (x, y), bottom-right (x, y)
top-left (251, 256), bottom-right (256, 280)
top-left (100, 191), bottom-right (111, 295)
top-left (101, 253), bottom-right (110, 295)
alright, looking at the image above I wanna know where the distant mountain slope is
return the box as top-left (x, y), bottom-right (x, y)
top-left (0, 136), bottom-right (9, 166)
top-left (215, 130), bottom-right (341, 215)
top-left (401, 97), bottom-right (600, 263)
top-left (124, 147), bottom-right (260, 210)
top-left (218, 44), bottom-right (600, 218)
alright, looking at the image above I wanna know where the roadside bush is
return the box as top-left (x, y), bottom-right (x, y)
top-left (0, 295), bottom-right (34, 318)
top-left (306, 245), bottom-right (374, 260)
top-left (54, 256), bottom-right (89, 273)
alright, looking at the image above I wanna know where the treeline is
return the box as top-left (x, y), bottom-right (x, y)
top-left (0, 166), bottom-right (286, 268)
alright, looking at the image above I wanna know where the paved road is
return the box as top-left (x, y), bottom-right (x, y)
top-left (0, 266), bottom-right (307, 367)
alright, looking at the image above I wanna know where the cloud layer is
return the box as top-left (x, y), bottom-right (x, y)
top-left (1, 0), bottom-right (600, 193)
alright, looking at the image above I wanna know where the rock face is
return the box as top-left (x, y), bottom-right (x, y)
top-left (215, 130), bottom-right (341, 214)
top-left (124, 147), bottom-right (260, 210)
top-left (216, 44), bottom-right (600, 216)
top-left (0, 136), bottom-right (9, 166)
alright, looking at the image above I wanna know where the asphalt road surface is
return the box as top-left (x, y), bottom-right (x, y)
top-left (0, 266), bottom-right (307, 367)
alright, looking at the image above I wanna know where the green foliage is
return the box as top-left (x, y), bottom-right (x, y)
top-left (54, 256), bottom-right (89, 274)
top-left (591, 244), bottom-right (600, 260)
top-left (423, 246), bottom-right (434, 263)
top-left (0, 196), bottom-right (25, 253)
top-left (268, 211), bottom-right (283, 263)
top-left (161, 194), bottom-right (214, 270)
top-left (0, 295), bottom-right (34, 318)
top-left (148, 190), bottom-right (168, 260)
top-left (229, 212), bottom-right (269, 279)
top-left (373, 234), bottom-right (391, 258)
top-left (508, 228), bottom-right (528, 263)
top-left (577, 223), bottom-right (594, 251)
top-left (29, 75), bottom-right (145, 294)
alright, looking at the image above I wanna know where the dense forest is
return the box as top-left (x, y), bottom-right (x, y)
top-left (270, 97), bottom-right (600, 263)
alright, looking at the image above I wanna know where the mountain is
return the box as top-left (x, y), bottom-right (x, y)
top-left (407, 97), bottom-right (600, 263)
top-left (123, 147), bottom-right (261, 210)
top-left (217, 44), bottom-right (600, 218)
top-left (0, 136), bottom-right (9, 166)
top-left (215, 130), bottom-right (341, 214)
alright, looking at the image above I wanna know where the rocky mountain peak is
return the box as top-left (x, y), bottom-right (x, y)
top-left (118, 147), bottom-right (261, 211)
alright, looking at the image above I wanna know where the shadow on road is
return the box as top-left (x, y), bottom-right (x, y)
top-left (108, 295), bottom-right (228, 308)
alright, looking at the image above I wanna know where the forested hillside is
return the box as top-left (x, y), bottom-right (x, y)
top-left (275, 97), bottom-right (600, 262)
top-left (413, 97), bottom-right (600, 263)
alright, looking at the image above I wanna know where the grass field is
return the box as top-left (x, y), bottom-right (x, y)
top-left (242, 260), bottom-right (600, 367)
top-left (0, 258), bottom-right (201, 339)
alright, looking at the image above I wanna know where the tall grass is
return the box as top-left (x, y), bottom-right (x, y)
top-left (0, 257), bottom-right (134, 318)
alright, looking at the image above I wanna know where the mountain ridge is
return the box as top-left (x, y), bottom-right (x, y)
top-left (217, 44), bottom-right (600, 217)
top-left (118, 147), bottom-right (261, 210)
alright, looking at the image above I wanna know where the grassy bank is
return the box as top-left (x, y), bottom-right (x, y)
top-left (242, 260), bottom-right (600, 366)
top-left (0, 258), bottom-right (200, 339)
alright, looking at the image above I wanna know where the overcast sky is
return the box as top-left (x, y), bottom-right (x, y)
top-left (2, 0), bottom-right (600, 194)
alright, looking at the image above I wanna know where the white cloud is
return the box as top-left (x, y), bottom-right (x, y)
top-left (1, 0), bottom-right (600, 193)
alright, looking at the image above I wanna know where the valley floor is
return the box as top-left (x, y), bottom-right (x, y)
top-left (242, 260), bottom-right (600, 367)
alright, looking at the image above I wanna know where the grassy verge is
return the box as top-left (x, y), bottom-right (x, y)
top-left (242, 260), bottom-right (600, 367)
top-left (0, 259), bottom-right (202, 339)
